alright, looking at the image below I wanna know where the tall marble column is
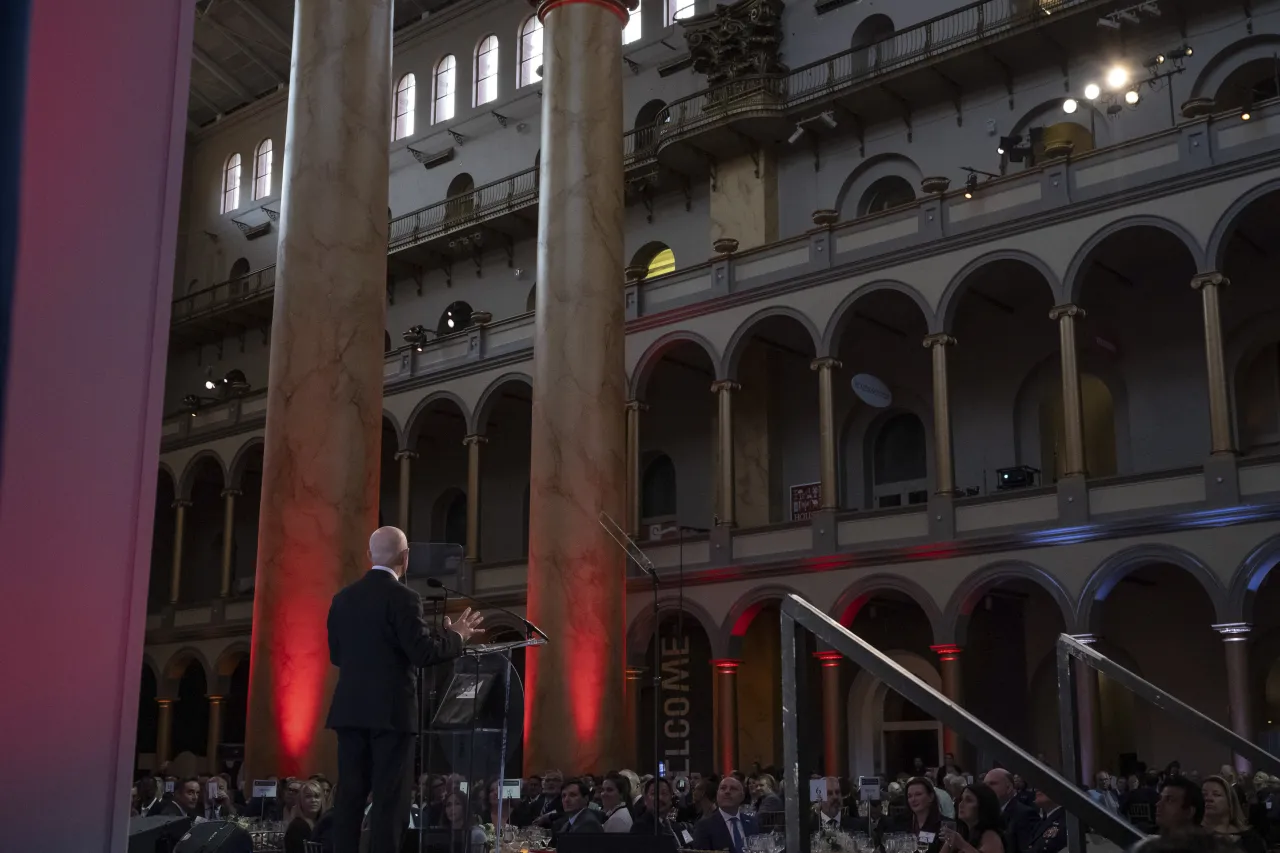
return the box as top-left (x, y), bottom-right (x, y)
top-left (712, 659), bottom-right (741, 774)
top-left (168, 499), bottom-right (191, 604)
top-left (219, 489), bottom-right (240, 597)
top-left (814, 651), bottom-right (845, 776)
top-left (931, 644), bottom-right (963, 758)
top-left (1071, 634), bottom-right (1100, 785)
top-left (1216, 622), bottom-right (1254, 774)
top-left (923, 335), bottom-right (956, 495)
top-left (464, 435), bottom-right (485, 561)
top-left (156, 699), bottom-right (174, 766)
top-left (1191, 273), bottom-right (1236, 455)
top-left (625, 666), bottom-right (644, 769)
top-left (396, 450), bottom-right (416, 534)
top-left (812, 358), bottom-right (841, 510)
top-left (625, 400), bottom-right (646, 536)
top-left (206, 695), bottom-right (225, 774)
top-left (244, 0), bottom-right (392, 781)
top-left (524, 0), bottom-right (631, 775)
top-left (1050, 304), bottom-right (1087, 478)
top-left (712, 380), bottom-right (739, 526)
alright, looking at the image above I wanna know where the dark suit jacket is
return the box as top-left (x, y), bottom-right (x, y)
top-left (811, 811), bottom-right (867, 835)
top-left (552, 807), bottom-right (604, 845)
top-left (1027, 808), bottom-right (1067, 853)
top-left (691, 812), bottom-right (759, 852)
top-left (1002, 798), bottom-right (1037, 853)
top-left (326, 569), bottom-right (463, 732)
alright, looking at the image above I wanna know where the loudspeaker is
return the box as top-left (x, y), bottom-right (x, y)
top-left (173, 821), bottom-right (253, 853)
top-left (128, 815), bottom-right (193, 853)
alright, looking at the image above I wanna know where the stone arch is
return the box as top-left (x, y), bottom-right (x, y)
top-left (942, 561), bottom-right (1078, 646)
top-left (213, 642), bottom-right (251, 695)
top-left (1065, 216), bottom-right (1207, 303)
top-left (627, 596), bottom-right (725, 665)
top-left (829, 573), bottom-right (945, 643)
top-left (160, 646), bottom-right (214, 699)
top-left (177, 450), bottom-right (228, 501)
top-left (142, 653), bottom-right (162, 686)
top-left (936, 249), bottom-right (1061, 334)
top-left (382, 410), bottom-right (405, 450)
top-left (721, 584), bottom-right (809, 659)
top-left (158, 462), bottom-right (177, 495)
top-left (832, 153), bottom-right (923, 217)
top-left (721, 306), bottom-right (822, 380)
top-left (635, 99), bottom-right (667, 130)
top-left (1227, 533), bottom-right (1280, 625)
top-left (631, 241), bottom-right (675, 279)
top-left (1188, 35), bottom-right (1280, 104)
top-left (1007, 98), bottom-right (1111, 153)
top-left (821, 279), bottom-right (935, 355)
top-left (629, 330), bottom-right (722, 401)
top-left (404, 390), bottom-right (472, 446)
top-left (1206, 177), bottom-right (1280, 273)
top-left (1077, 543), bottom-right (1229, 633)
top-left (227, 438), bottom-right (264, 491)
top-left (470, 372), bottom-right (534, 435)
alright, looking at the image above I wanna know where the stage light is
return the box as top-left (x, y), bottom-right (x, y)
top-left (787, 126), bottom-right (806, 144)
top-left (963, 172), bottom-right (978, 199)
top-left (1063, 98), bottom-right (1079, 114)
top-left (1125, 89), bottom-right (1141, 105)
top-left (1106, 66), bottom-right (1129, 89)
top-left (1242, 111), bottom-right (1252, 121)
top-left (997, 134), bottom-right (1020, 155)
top-left (1084, 83), bottom-right (1101, 101)
top-left (403, 324), bottom-right (430, 351)
top-left (205, 378), bottom-right (216, 390)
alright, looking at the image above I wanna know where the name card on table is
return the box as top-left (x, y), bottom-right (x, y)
top-left (251, 780), bottom-right (278, 799)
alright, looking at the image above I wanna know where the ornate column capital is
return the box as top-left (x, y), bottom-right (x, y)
top-left (624, 399), bottom-right (649, 413)
top-left (810, 357), bottom-right (842, 372)
top-left (923, 333), bottom-right (956, 349)
top-left (534, 0), bottom-right (634, 25)
top-left (462, 434), bottom-right (488, 447)
top-left (625, 666), bottom-right (646, 680)
top-left (220, 489), bottom-right (242, 499)
top-left (1191, 271), bottom-right (1230, 290)
top-left (710, 380), bottom-right (741, 394)
top-left (155, 698), bottom-right (174, 707)
top-left (930, 644), bottom-right (962, 661)
top-left (710, 658), bottom-right (742, 672)
top-left (171, 499), bottom-right (193, 510)
top-left (1050, 303), bottom-right (1086, 321)
top-left (394, 449), bottom-right (419, 461)
top-left (206, 694), bottom-right (225, 704)
top-left (1213, 622), bottom-right (1252, 641)
top-left (813, 650), bottom-right (844, 667)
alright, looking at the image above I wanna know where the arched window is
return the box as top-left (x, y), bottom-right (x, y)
top-left (870, 412), bottom-right (927, 508)
top-left (623, 0), bottom-right (642, 44)
top-left (634, 99), bottom-right (668, 153)
top-left (632, 242), bottom-right (675, 279)
top-left (526, 284), bottom-right (537, 313)
top-left (394, 73), bottom-right (416, 140)
top-left (519, 17), bottom-right (543, 88)
top-left (438, 301), bottom-right (473, 336)
top-left (221, 153), bottom-right (242, 213)
top-left (384, 330), bottom-right (392, 353)
top-left (851, 14), bottom-right (896, 71)
top-left (228, 257), bottom-right (250, 280)
top-left (641, 454), bottom-right (677, 519)
top-left (445, 173), bottom-right (475, 221)
top-left (475, 36), bottom-right (499, 106)
top-left (252, 139), bottom-right (273, 200)
top-left (668, 0), bottom-right (695, 22)
top-left (434, 56), bottom-right (457, 124)
top-left (444, 492), bottom-right (467, 546)
top-left (857, 175), bottom-right (915, 216)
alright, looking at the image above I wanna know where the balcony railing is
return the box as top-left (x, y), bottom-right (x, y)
top-left (388, 165), bottom-right (539, 253)
top-left (172, 265), bottom-right (275, 322)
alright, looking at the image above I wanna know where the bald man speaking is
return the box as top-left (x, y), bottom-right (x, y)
top-left (326, 526), bottom-right (485, 853)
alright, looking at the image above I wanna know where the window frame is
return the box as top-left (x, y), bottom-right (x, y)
top-left (622, 0), bottom-right (642, 44)
top-left (252, 139), bottom-right (273, 200)
top-left (393, 73), bottom-right (417, 141)
top-left (475, 35), bottom-right (499, 106)
top-left (434, 54), bottom-right (457, 124)
top-left (221, 152), bottom-right (242, 214)
top-left (519, 17), bottom-right (544, 88)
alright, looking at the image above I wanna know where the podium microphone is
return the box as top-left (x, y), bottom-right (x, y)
top-left (425, 578), bottom-right (549, 641)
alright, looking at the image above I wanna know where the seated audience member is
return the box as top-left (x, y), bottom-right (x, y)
top-left (631, 777), bottom-right (692, 844)
top-left (600, 772), bottom-right (635, 833)
top-left (1089, 772), bottom-right (1121, 816)
top-left (813, 777), bottom-right (866, 835)
top-left (1027, 789), bottom-right (1066, 853)
top-left (985, 768), bottom-right (1034, 853)
top-left (204, 775), bottom-right (238, 819)
top-left (1201, 775), bottom-right (1266, 853)
top-left (436, 790), bottom-right (487, 853)
top-left (552, 779), bottom-right (604, 844)
top-left (1157, 776), bottom-right (1206, 837)
top-left (692, 776), bottom-right (757, 853)
top-left (285, 780), bottom-right (326, 853)
top-left (942, 783), bottom-right (1007, 853)
top-left (170, 777), bottom-right (203, 818)
top-left (516, 770), bottom-right (565, 829)
top-left (896, 776), bottom-right (944, 853)
top-left (136, 777), bottom-right (172, 817)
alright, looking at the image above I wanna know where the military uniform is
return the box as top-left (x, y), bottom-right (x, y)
top-left (1026, 807), bottom-right (1067, 853)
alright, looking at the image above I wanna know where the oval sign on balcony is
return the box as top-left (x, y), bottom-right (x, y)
top-left (852, 373), bottom-right (892, 408)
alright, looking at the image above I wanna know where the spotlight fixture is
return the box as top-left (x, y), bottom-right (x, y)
top-left (1242, 111), bottom-right (1252, 121)
top-left (183, 394), bottom-right (201, 417)
top-left (202, 369), bottom-right (251, 397)
top-left (1096, 16), bottom-right (1121, 28)
top-left (1084, 83), bottom-right (1102, 101)
top-left (403, 324), bottom-right (431, 351)
top-left (1124, 89), bottom-right (1141, 105)
top-left (1097, 1), bottom-right (1161, 28)
top-left (1106, 66), bottom-right (1130, 89)
top-left (963, 172), bottom-right (978, 199)
top-left (1000, 127), bottom-right (1041, 164)
top-left (1116, 9), bottom-right (1139, 23)
top-left (1063, 97), bottom-right (1079, 114)
top-left (787, 125), bottom-right (806, 144)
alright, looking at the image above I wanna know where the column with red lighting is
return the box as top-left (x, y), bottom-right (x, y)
top-left (931, 644), bottom-right (963, 759)
top-left (156, 699), bottom-right (174, 766)
top-left (243, 0), bottom-right (392, 780)
top-left (169, 499), bottom-right (191, 603)
top-left (1216, 622), bottom-right (1254, 774)
top-left (523, 0), bottom-right (632, 775)
top-left (814, 650), bottom-right (845, 776)
top-left (712, 659), bottom-right (741, 774)
top-left (206, 695), bottom-right (225, 774)
top-left (625, 667), bottom-right (645, 769)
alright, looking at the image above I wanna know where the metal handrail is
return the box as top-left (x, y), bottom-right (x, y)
top-left (780, 594), bottom-right (1143, 853)
top-left (388, 165), bottom-right (539, 252)
top-left (171, 265), bottom-right (276, 321)
top-left (1057, 634), bottom-right (1280, 853)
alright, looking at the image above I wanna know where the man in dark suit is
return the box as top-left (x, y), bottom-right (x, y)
top-left (327, 526), bottom-right (485, 853)
top-left (1026, 789), bottom-right (1067, 853)
top-left (551, 779), bottom-right (604, 844)
top-left (811, 777), bottom-right (867, 834)
top-left (691, 776), bottom-right (759, 853)
top-left (985, 769), bottom-right (1036, 853)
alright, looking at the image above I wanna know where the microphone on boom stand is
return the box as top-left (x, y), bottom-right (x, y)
top-left (425, 577), bottom-right (549, 642)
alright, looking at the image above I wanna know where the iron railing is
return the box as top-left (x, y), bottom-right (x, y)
top-left (1057, 635), bottom-right (1280, 853)
top-left (388, 165), bottom-right (539, 252)
top-left (780, 594), bottom-right (1143, 853)
top-left (172, 265), bottom-right (276, 321)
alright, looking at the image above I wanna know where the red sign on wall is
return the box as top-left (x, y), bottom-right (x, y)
top-left (790, 482), bottom-right (821, 520)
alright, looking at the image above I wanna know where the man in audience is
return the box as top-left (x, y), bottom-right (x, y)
top-left (552, 779), bottom-right (603, 843)
top-left (985, 768), bottom-right (1036, 853)
top-left (692, 776), bottom-right (758, 853)
top-left (172, 777), bottom-right (203, 818)
top-left (204, 775), bottom-right (237, 819)
top-left (1156, 777), bottom-right (1205, 837)
top-left (1027, 788), bottom-right (1067, 853)
top-left (137, 776), bottom-right (171, 816)
top-left (520, 769), bottom-right (566, 828)
top-left (812, 777), bottom-right (864, 833)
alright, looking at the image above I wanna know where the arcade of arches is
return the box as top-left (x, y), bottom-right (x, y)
top-left (147, 185), bottom-right (1280, 781)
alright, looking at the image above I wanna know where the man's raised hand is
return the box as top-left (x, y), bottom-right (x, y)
top-left (444, 606), bottom-right (486, 643)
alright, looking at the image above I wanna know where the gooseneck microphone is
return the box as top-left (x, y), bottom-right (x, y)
top-left (424, 577), bottom-right (549, 641)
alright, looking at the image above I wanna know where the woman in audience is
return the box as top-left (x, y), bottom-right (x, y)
top-left (483, 780), bottom-right (516, 827)
top-left (438, 790), bottom-right (487, 853)
top-left (284, 779), bottom-right (325, 853)
top-left (902, 776), bottom-right (946, 853)
top-left (941, 783), bottom-right (1006, 853)
top-left (1202, 775), bottom-right (1266, 853)
top-left (600, 773), bottom-right (635, 833)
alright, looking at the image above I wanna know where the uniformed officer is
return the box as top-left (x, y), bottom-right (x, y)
top-left (1026, 789), bottom-right (1067, 853)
